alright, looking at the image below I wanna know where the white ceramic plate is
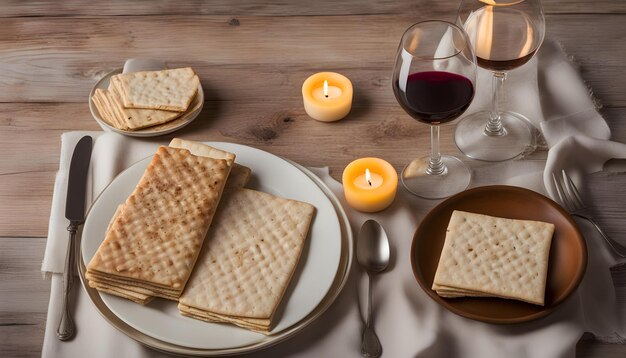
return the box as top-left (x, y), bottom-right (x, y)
top-left (89, 69), bottom-right (204, 137)
top-left (81, 142), bottom-right (343, 350)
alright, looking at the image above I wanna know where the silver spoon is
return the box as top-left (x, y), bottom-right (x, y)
top-left (357, 219), bottom-right (390, 358)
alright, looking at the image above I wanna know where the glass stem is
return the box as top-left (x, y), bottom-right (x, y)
top-left (426, 125), bottom-right (445, 176)
top-left (485, 71), bottom-right (507, 136)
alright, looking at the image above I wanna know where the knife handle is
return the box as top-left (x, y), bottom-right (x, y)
top-left (57, 224), bottom-right (77, 341)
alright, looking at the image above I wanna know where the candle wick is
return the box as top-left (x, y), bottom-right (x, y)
top-left (368, 179), bottom-right (372, 186)
top-left (325, 94), bottom-right (328, 98)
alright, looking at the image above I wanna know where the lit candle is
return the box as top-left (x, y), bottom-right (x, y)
top-left (342, 158), bottom-right (398, 212)
top-left (302, 72), bottom-right (353, 122)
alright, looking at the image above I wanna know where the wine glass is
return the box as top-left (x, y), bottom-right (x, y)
top-left (454, 0), bottom-right (545, 161)
top-left (392, 20), bottom-right (477, 199)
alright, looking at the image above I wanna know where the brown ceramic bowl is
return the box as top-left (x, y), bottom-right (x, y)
top-left (411, 185), bottom-right (587, 324)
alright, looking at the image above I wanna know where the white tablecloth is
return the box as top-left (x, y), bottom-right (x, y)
top-left (42, 41), bottom-right (626, 357)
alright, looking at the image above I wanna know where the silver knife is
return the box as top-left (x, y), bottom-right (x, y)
top-left (57, 135), bottom-right (93, 341)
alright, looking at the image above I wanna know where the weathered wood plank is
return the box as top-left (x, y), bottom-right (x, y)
top-left (0, 0), bottom-right (423, 18)
top-left (1, 0), bottom-right (624, 18)
top-left (0, 15), bottom-right (625, 106)
top-left (0, 171), bottom-right (56, 238)
top-left (0, 237), bottom-right (49, 358)
top-left (577, 340), bottom-right (626, 358)
top-left (588, 171), bottom-right (626, 243)
top-left (0, 238), bottom-right (49, 313)
top-left (545, 16), bottom-right (626, 108)
top-left (0, 319), bottom-right (47, 358)
top-left (0, 15), bottom-right (406, 103)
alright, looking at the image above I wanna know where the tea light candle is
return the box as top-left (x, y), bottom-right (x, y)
top-left (302, 72), bottom-right (353, 122)
top-left (342, 158), bottom-right (398, 212)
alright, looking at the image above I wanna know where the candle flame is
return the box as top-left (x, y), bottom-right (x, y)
top-left (365, 168), bottom-right (372, 186)
top-left (323, 80), bottom-right (329, 98)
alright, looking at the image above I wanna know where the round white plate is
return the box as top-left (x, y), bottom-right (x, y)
top-left (89, 69), bottom-right (204, 137)
top-left (81, 142), bottom-right (343, 351)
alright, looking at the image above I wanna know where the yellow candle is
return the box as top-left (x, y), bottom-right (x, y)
top-left (302, 72), bottom-right (353, 122)
top-left (342, 158), bottom-right (398, 212)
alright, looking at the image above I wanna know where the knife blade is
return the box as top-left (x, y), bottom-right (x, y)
top-left (57, 135), bottom-right (92, 341)
top-left (65, 136), bottom-right (93, 223)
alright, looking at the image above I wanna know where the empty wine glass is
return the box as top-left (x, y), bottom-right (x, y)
top-left (454, 0), bottom-right (545, 161)
top-left (392, 20), bottom-right (477, 199)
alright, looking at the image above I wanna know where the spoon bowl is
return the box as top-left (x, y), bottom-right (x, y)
top-left (357, 220), bottom-right (391, 273)
top-left (356, 219), bottom-right (390, 358)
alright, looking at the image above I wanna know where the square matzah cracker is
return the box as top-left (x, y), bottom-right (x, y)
top-left (105, 84), bottom-right (182, 130)
top-left (86, 146), bottom-right (231, 300)
top-left (432, 210), bottom-right (555, 306)
top-left (178, 188), bottom-right (315, 333)
top-left (112, 67), bottom-right (200, 112)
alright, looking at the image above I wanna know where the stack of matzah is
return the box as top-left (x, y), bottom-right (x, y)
top-left (178, 188), bottom-right (316, 334)
top-left (91, 67), bottom-right (201, 131)
top-left (86, 140), bottom-right (234, 303)
top-left (432, 210), bottom-right (555, 306)
top-left (87, 138), bottom-right (317, 334)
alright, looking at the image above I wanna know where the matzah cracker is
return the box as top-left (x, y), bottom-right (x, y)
top-left (112, 67), bottom-right (200, 112)
top-left (86, 146), bottom-right (231, 301)
top-left (96, 86), bottom-right (133, 130)
top-left (225, 164), bottom-right (251, 191)
top-left (169, 138), bottom-right (235, 166)
top-left (106, 205), bottom-right (123, 233)
top-left (168, 138), bottom-right (251, 190)
top-left (178, 188), bottom-right (315, 333)
top-left (86, 270), bottom-right (180, 299)
top-left (179, 304), bottom-right (270, 333)
top-left (105, 84), bottom-right (182, 130)
top-left (89, 282), bottom-right (153, 305)
top-left (92, 89), bottom-right (126, 129)
top-left (432, 210), bottom-right (554, 306)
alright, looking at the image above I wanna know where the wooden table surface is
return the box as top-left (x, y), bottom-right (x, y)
top-left (1, 1), bottom-right (625, 357)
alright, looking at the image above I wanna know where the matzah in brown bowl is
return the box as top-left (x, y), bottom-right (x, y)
top-left (411, 185), bottom-right (587, 324)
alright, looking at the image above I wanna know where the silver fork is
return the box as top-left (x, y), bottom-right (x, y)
top-left (552, 170), bottom-right (626, 258)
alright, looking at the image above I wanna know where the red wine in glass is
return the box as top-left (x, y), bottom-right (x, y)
top-left (393, 71), bottom-right (475, 125)
top-left (391, 20), bottom-right (476, 199)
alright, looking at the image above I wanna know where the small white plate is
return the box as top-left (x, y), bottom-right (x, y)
top-left (88, 69), bottom-right (204, 137)
top-left (81, 142), bottom-right (344, 351)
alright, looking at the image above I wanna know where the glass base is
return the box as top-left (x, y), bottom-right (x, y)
top-left (454, 111), bottom-right (535, 162)
top-left (401, 155), bottom-right (471, 199)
